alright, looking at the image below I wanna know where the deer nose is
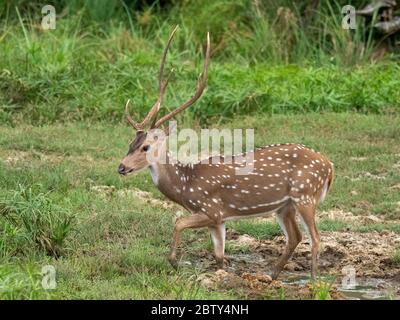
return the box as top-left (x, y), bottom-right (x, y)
top-left (118, 164), bottom-right (126, 175)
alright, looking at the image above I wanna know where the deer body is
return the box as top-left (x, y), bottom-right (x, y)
top-left (118, 27), bottom-right (334, 279)
top-left (152, 143), bottom-right (333, 221)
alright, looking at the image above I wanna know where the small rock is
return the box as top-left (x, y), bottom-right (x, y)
top-left (269, 280), bottom-right (284, 289)
top-left (350, 157), bottom-right (368, 161)
top-left (236, 234), bottom-right (259, 247)
top-left (284, 261), bottom-right (304, 271)
top-left (198, 276), bottom-right (214, 289)
top-left (361, 215), bottom-right (382, 224)
top-left (255, 273), bottom-right (272, 283)
top-left (215, 269), bottom-right (229, 277)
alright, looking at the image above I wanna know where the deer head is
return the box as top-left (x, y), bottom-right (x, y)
top-left (118, 26), bottom-right (211, 175)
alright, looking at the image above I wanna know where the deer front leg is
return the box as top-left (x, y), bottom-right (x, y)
top-left (169, 213), bottom-right (213, 269)
top-left (209, 223), bottom-right (226, 269)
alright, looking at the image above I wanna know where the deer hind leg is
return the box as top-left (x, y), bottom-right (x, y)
top-left (169, 213), bottom-right (214, 269)
top-left (272, 203), bottom-right (302, 280)
top-left (295, 203), bottom-right (320, 280)
top-left (209, 223), bottom-right (226, 269)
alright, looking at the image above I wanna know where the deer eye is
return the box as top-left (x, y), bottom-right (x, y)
top-left (142, 145), bottom-right (150, 152)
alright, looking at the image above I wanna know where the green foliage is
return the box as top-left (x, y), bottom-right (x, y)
top-left (311, 276), bottom-right (336, 300)
top-left (0, 1), bottom-right (399, 125)
top-left (230, 220), bottom-right (282, 240)
top-left (392, 247), bottom-right (400, 266)
top-left (0, 186), bottom-right (75, 258)
top-left (225, 241), bottom-right (251, 254)
top-left (317, 219), bottom-right (348, 232)
top-left (0, 263), bottom-right (49, 300)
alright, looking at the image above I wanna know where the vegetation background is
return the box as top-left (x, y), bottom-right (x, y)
top-left (0, 0), bottom-right (399, 299)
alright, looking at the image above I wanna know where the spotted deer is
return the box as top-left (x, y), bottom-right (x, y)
top-left (118, 27), bottom-right (334, 280)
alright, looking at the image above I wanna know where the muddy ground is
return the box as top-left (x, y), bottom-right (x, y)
top-left (192, 212), bottom-right (400, 299)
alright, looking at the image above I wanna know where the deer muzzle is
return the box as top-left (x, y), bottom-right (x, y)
top-left (118, 163), bottom-right (134, 175)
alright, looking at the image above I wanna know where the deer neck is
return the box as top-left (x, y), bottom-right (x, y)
top-left (148, 148), bottom-right (189, 205)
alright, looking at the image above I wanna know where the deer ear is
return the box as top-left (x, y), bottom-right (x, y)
top-left (164, 121), bottom-right (177, 136)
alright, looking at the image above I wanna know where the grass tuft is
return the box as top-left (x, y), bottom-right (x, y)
top-left (0, 186), bottom-right (74, 258)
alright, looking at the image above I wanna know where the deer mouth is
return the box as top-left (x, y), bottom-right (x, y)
top-left (118, 164), bottom-right (135, 175)
top-left (123, 169), bottom-right (135, 175)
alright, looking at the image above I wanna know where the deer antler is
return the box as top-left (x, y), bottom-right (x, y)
top-left (125, 25), bottom-right (178, 131)
top-left (153, 31), bottom-right (211, 128)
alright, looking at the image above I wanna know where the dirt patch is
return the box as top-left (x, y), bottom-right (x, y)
top-left (196, 268), bottom-right (344, 299)
top-left (193, 229), bottom-right (400, 299)
top-left (390, 184), bottom-right (400, 191)
top-left (344, 172), bottom-right (387, 181)
top-left (255, 208), bottom-right (389, 225)
top-left (91, 185), bottom-right (179, 211)
top-left (0, 149), bottom-right (95, 165)
top-left (350, 157), bottom-right (368, 161)
top-left (318, 208), bottom-right (384, 224)
top-left (214, 229), bottom-right (399, 278)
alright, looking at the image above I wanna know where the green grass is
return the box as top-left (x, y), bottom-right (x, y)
top-left (0, 186), bottom-right (74, 258)
top-left (0, 113), bottom-right (399, 299)
top-left (1, 1), bottom-right (400, 125)
top-left (311, 276), bottom-right (336, 300)
top-left (392, 248), bottom-right (400, 266)
top-left (317, 219), bottom-right (349, 232)
top-left (0, 263), bottom-right (50, 300)
top-left (230, 220), bottom-right (282, 240)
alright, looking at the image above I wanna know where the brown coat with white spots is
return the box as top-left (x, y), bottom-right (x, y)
top-left (168, 143), bottom-right (334, 223)
top-left (118, 27), bottom-right (334, 280)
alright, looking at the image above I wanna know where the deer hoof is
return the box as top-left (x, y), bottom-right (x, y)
top-left (215, 258), bottom-right (224, 270)
top-left (271, 269), bottom-right (281, 280)
top-left (224, 256), bottom-right (231, 266)
top-left (168, 257), bottom-right (178, 270)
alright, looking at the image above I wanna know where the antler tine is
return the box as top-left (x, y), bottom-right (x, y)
top-left (124, 26), bottom-right (178, 131)
top-left (154, 31), bottom-right (211, 129)
top-left (125, 99), bottom-right (144, 131)
top-left (159, 26), bottom-right (179, 93)
top-left (140, 25), bottom-right (179, 127)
